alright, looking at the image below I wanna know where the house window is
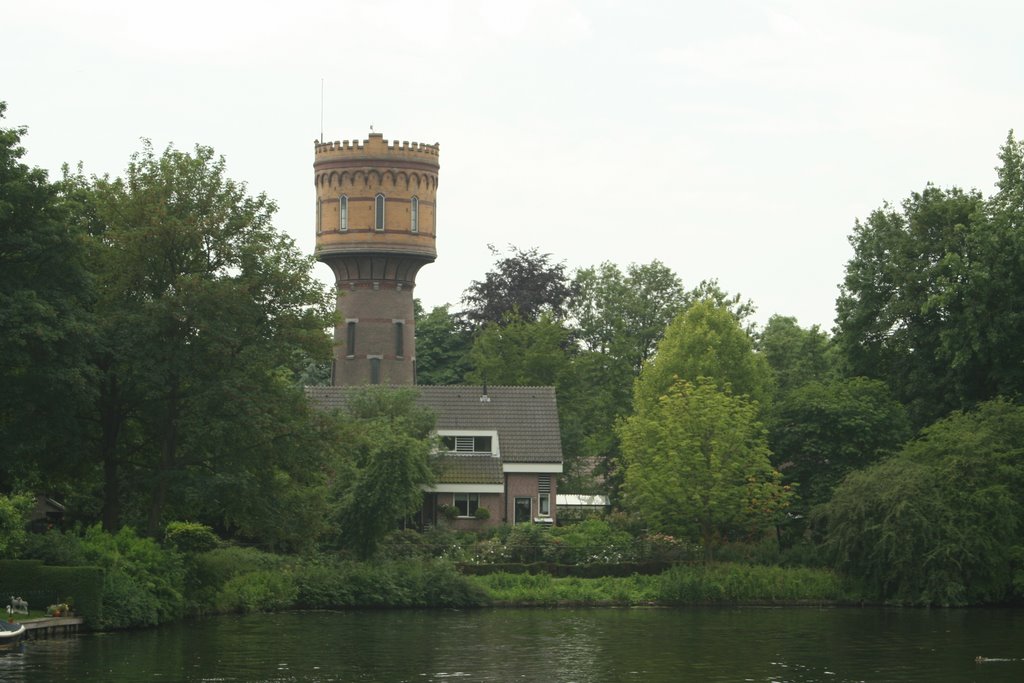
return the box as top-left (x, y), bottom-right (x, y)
top-left (538, 474), bottom-right (551, 517)
top-left (316, 199), bottom-right (322, 234)
top-left (410, 196), bottom-right (419, 233)
top-left (454, 493), bottom-right (479, 517)
top-left (514, 497), bottom-right (532, 524)
top-left (346, 321), bottom-right (356, 357)
top-left (441, 435), bottom-right (492, 453)
top-left (394, 321), bottom-right (404, 358)
top-left (539, 494), bottom-right (550, 516)
top-left (375, 193), bottom-right (385, 231)
top-left (370, 357), bottom-right (381, 384)
top-left (339, 195), bottom-right (348, 231)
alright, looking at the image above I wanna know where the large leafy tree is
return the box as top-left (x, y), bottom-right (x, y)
top-left (819, 398), bottom-right (1024, 605)
top-left (834, 134), bottom-right (1024, 429)
top-left (466, 312), bottom-right (570, 387)
top-left (570, 260), bottom-right (686, 375)
top-left (80, 142), bottom-right (335, 534)
top-left (758, 315), bottom-right (835, 398)
top-left (769, 377), bottom-right (910, 511)
top-left (835, 184), bottom-right (983, 426)
top-left (633, 300), bottom-right (773, 415)
top-left (461, 245), bottom-right (576, 326)
top-left (619, 379), bottom-right (791, 561)
top-left (328, 387), bottom-right (436, 559)
top-left (0, 103), bottom-right (94, 492)
top-left (413, 301), bottom-right (473, 385)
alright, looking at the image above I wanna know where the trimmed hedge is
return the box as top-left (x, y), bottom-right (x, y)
top-left (0, 559), bottom-right (104, 624)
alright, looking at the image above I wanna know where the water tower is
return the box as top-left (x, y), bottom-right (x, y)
top-left (313, 132), bottom-right (439, 385)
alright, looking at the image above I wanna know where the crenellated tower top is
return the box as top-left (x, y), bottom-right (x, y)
top-left (314, 132), bottom-right (439, 162)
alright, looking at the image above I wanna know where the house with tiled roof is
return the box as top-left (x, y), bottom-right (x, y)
top-left (306, 385), bottom-right (563, 528)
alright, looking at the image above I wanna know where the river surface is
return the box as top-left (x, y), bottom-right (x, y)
top-left (3, 607), bottom-right (1024, 682)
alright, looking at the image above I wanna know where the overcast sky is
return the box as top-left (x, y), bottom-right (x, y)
top-left (5, 1), bottom-right (1022, 329)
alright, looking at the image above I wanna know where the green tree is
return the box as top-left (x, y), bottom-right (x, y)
top-left (619, 379), bottom-right (790, 562)
top-left (329, 387), bottom-right (436, 559)
top-left (462, 245), bottom-right (576, 326)
top-left (0, 492), bottom-right (32, 557)
top-left (80, 141), bottom-right (334, 535)
top-left (819, 398), bottom-right (1024, 605)
top-left (0, 103), bottom-right (94, 492)
top-left (633, 300), bottom-right (773, 414)
top-left (413, 301), bottom-right (473, 385)
top-left (758, 315), bottom-right (835, 397)
top-left (769, 377), bottom-right (910, 511)
top-left (466, 312), bottom-right (570, 386)
top-left (555, 350), bottom-right (633, 494)
top-left (835, 182), bottom-right (991, 426)
top-left (570, 260), bottom-right (686, 374)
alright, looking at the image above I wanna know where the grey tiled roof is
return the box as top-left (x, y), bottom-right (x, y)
top-left (435, 454), bottom-right (504, 484)
top-left (305, 385), bottom-right (563, 464)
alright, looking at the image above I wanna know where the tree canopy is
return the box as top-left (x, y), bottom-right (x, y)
top-left (633, 300), bottom-right (773, 414)
top-left (461, 245), bottom-right (576, 326)
top-left (619, 379), bottom-right (790, 561)
top-left (836, 137), bottom-right (1024, 427)
top-left (71, 141), bottom-right (335, 535)
top-left (819, 398), bottom-right (1024, 605)
top-left (0, 103), bottom-right (95, 491)
top-left (328, 387), bottom-right (437, 559)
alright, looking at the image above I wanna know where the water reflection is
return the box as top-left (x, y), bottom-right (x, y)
top-left (6, 607), bottom-right (1024, 682)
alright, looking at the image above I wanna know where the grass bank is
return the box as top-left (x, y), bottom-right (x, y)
top-left (471, 563), bottom-right (848, 606)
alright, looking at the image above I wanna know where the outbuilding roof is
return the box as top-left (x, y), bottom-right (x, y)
top-left (305, 385), bottom-right (563, 465)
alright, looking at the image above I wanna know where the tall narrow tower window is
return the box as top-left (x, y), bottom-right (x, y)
top-left (316, 199), bottom-right (322, 234)
top-left (394, 321), bottom-right (405, 358)
top-left (370, 357), bottom-right (381, 384)
top-left (375, 193), bottom-right (386, 231)
top-left (339, 195), bottom-right (348, 232)
top-left (346, 321), bottom-right (357, 357)
top-left (410, 196), bottom-right (419, 233)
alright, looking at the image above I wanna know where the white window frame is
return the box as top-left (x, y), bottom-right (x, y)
top-left (339, 195), bottom-right (348, 232)
top-left (453, 492), bottom-right (480, 518)
top-left (410, 196), bottom-right (419, 233)
top-left (437, 429), bottom-right (499, 455)
top-left (374, 193), bottom-right (386, 231)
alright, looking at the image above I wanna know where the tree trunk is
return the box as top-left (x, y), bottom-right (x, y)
top-left (99, 373), bottom-right (123, 532)
top-left (147, 382), bottom-right (179, 537)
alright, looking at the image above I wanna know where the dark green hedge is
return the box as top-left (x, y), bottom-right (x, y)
top-left (456, 561), bottom-right (678, 577)
top-left (0, 559), bottom-right (104, 625)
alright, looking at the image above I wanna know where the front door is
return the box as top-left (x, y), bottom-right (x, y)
top-left (514, 497), bottom-right (532, 524)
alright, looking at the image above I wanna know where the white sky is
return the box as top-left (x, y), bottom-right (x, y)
top-left (4, 0), bottom-right (1022, 330)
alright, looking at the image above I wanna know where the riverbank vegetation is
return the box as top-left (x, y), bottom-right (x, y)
top-left (4, 100), bottom-right (1024, 620)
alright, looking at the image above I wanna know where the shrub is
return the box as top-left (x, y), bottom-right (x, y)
top-left (0, 493), bottom-right (32, 557)
top-left (165, 521), bottom-right (221, 554)
top-left (78, 526), bottom-right (185, 628)
top-left (215, 570), bottom-right (297, 613)
top-left (187, 546), bottom-right (289, 613)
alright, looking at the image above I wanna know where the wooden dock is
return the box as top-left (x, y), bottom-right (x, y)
top-left (19, 616), bottom-right (84, 639)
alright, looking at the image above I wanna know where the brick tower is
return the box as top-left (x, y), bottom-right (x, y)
top-left (314, 132), bottom-right (439, 385)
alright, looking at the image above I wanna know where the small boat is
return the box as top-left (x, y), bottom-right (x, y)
top-left (0, 620), bottom-right (26, 649)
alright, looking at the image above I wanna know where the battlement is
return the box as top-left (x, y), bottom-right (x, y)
top-left (315, 132), bottom-right (439, 165)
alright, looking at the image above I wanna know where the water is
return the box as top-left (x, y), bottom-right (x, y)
top-left (3, 607), bottom-right (1024, 682)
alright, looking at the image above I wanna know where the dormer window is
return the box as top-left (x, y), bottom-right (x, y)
top-left (375, 193), bottom-right (385, 231)
top-left (441, 435), bottom-right (493, 453)
top-left (339, 195), bottom-right (348, 231)
top-left (410, 196), bottom-right (419, 233)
